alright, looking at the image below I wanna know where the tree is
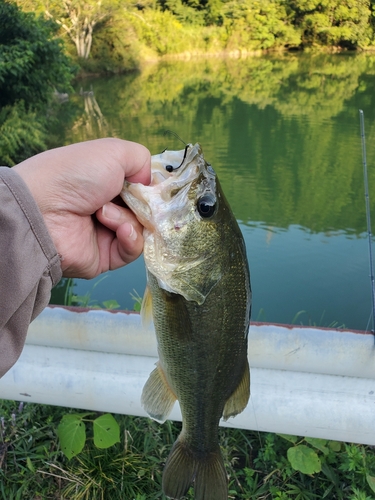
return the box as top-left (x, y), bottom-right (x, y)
top-left (288, 0), bottom-right (372, 48)
top-left (44, 0), bottom-right (113, 59)
top-left (223, 0), bottom-right (300, 50)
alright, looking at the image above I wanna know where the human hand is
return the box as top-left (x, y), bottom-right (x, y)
top-left (14, 138), bottom-right (151, 278)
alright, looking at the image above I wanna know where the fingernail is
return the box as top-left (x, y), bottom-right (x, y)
top-left (124, 222), bottom-right (137, 241)
top-left (102, 203), bottom-right (121, 220)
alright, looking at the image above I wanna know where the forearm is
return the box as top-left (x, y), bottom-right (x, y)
top-left (0, 167), bottom-right (62, 377)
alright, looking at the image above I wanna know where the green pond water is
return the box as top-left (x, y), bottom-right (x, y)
top-left (50, 52), bottom-right (375, 330)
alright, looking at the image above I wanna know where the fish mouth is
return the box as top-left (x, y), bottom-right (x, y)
top-left (150, 143), bottom-right (204, 187)
top-left (121, 142), bottom-right (216, 231)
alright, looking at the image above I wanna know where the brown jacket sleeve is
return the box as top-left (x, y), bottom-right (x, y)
top-left (0, 167), bottom-right (62, 377)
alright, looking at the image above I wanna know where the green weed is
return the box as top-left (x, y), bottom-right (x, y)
top-left (1, 400), bottom-right (375, 499)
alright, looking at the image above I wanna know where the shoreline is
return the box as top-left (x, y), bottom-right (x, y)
top-left (73, 45), bottom-right (375, 80)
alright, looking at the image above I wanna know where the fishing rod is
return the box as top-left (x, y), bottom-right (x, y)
top-left (359, 109), bottom-right (375, 337)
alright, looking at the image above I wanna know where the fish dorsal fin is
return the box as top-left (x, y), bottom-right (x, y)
top-left (222, 359), bottom-right (250, 420)
top-left (140, 285), bottom-right (153, 328)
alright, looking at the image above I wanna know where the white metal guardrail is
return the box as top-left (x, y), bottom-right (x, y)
top-left (0, 306), bottom-right (374, 444)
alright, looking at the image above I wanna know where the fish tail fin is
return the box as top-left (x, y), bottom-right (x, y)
top-left (194, 448), bottom-right (227, 500)
top-left (163, 437), bottom-right (227, 500)
top-left (162, 438), bottom-right (195, 499)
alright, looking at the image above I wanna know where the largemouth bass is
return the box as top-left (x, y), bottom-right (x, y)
top-left (121, 143), bottom-right (251, 500)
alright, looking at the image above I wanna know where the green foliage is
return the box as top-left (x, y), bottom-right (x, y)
top-left (2, 400), bottom-right (375, 499)
top-left (93, 414), bottom-right (120, 449)
top-left (13, 0), bottom-right (375, 73)
top-left (125, 8), bottom-right (203, 56)
top-left (0, 401), bottom-right (67, 498)
top-left (57, 413), bottom-right (120, 459)
top-left (287, 444), bottom-right (322, 474)
top-left (0, 0), bottom-right (73, 108)
top-left (61, 276), bottom-right (121, 309)
top-left (0, 0), bottom-right (74, 164)
top-left (223, 0), bottom-right (301, 50)
top-left (0, 101), bottom-right (46, 165)
top-left (130, 289), bottom-right (143, 312)
top-left (57, 413), bottom-right (90, 459)
top-left (289, 0), bottom-right (372, 48)
top-left (252, 432), bottom-right (375, 499)
top-left (86, 12), bottom-right (140, 73)
top-left (47, 0), bottom-right (118, 59)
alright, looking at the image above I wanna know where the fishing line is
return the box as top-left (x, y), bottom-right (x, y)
top-left (163, 130), bottom-right (187, 146)
top-left (359, 110), bottom-right (375, 337)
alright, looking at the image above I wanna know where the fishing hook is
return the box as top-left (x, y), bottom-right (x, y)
top-left (165, 144), bottom-right (190, 172)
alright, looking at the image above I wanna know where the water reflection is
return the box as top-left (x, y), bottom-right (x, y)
top-left (50, 53), bottom-right (375, 329)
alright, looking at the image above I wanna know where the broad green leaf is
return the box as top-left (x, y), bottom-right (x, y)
top-left (102, 299), bottom-right (120, 310)
top-left (305, 437), bottom-right (329, 455)
top-left (328, 440), bottom-right (342, 452)
top-left (133, 301), bottom-right (142, 312)
top-left (287, 445), bottom-right (321, 474)
top-left (93, 414), bottom-right (120, 449)
top-left (57, 414), bottom-right (86, 459)
top-left (366, 474), bottom-right (375, 493)
top-left (277, 433), bottom-right (298, 443)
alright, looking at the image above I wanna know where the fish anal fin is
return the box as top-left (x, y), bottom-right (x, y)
top-left (140, 285), bottom-right (153, 328)
top-left (222, 360), bottom-right (250, 421)
top-left (163, 438), bottom-right (227, 500)
top-left (141, 363), bottom-right (176, 423)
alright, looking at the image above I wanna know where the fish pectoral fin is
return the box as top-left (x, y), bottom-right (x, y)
top-left (222, 360), bottom-right (250, 421)
top-left (140, 284), bottom-right (153, 328)
top-left (141, 363), bottom-right (176, 423)
top-left (163, 438), bottom-right (227, 500)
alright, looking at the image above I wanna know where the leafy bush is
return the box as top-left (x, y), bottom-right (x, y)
top-left (86, 14), bottom-right (141, 73)
top-left (0, 101), bottom-right (46, 166)
top-left (125, 8), bottom-right (198, 56)
top-left (0, 0), bottom-right (74, 164)
top-left (223, 0), bottom-right (301, 51)
top-left (289, 0), bottom-right (372, 49)
top-left (0, 0), bottom-right (73, 108)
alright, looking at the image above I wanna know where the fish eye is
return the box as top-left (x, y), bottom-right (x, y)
top-left (197, 195), bottom-right (216, 219)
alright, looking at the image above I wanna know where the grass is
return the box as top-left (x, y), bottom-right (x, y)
top-left (1, 400), bottom-right (375, 499)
